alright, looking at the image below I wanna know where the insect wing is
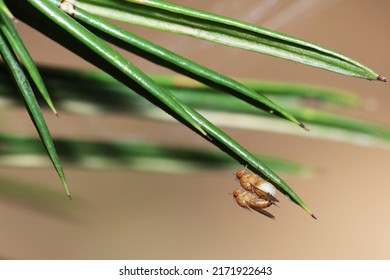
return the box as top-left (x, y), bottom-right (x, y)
top-left (249, 205), bottom-right (275, 219)
top-left (253, 187), bottom-right (279, 203)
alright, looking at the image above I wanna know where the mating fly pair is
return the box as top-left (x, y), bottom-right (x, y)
top-left (233, 168), bottom-right (279, 219)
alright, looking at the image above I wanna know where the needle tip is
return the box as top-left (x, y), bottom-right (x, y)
top-left (67, 195), bottom-right (72, 200)
top-left (299, 123), bottom-right (310, 131)
top-left (311, 213), bottom-right (317, 220)
top-left (377, 75), bottom-right (387, 82)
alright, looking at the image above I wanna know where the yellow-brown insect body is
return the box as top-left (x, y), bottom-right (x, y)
top-left (232, 188), bottom-right (275, 219)
top-left (236, 169), bottom-right (262, 192)
top-left (236, 168), bottom-right (278, 203)
top-left (233, 188), bottom-right (251, 209)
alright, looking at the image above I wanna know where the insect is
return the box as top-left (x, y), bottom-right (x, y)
top-left (235, 168), bottom-right (279, 204)
top-left (232, 188), bottom-right (275, 219)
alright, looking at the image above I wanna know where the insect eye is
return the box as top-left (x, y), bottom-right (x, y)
top-left (232, 189), bottom-right (240, 197)
top-left (235, 170), bottom-right (244, 179)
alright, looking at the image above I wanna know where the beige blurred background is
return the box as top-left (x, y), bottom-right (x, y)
top-left (1, 0), bottom-right (390, 259)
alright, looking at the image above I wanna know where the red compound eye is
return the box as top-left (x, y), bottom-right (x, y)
top-left (233, 189), bottom-right (240, 197)
top-left (236, 169), bottom-right (244, 179)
